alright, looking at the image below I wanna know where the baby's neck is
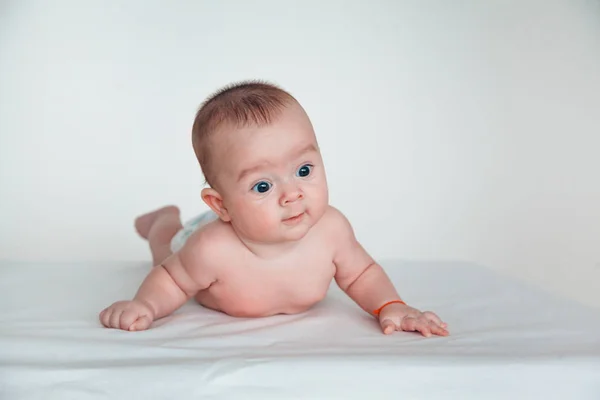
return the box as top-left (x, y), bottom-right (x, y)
top-left (237, 235), bottom-right (301, 260)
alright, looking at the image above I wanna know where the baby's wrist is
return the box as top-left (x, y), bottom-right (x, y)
top-left (373, 300), bottom-right (407, 316)
top-left (135, 298), bottom-right (157, 319)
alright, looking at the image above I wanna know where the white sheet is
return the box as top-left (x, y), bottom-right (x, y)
top-left (1, 260), bottom-right (599, 399)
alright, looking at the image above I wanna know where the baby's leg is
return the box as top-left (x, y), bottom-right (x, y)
top-left (135, 205), bottom-right (183, 265)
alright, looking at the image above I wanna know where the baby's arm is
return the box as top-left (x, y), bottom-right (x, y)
top-left (100, 242), bottom-right (216, 331)
top-left (329, 208), bottom-right (448, 336)
top-left (330, 208), bottom-right (402, 314)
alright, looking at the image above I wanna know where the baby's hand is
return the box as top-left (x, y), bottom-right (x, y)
top-left (99, 300), bottom-right (154, 331)
top-left (378, 303), bottom-right (449, 337)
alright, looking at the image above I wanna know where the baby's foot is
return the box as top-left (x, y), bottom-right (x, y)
top-left (134, 205), bottom-right (180, 239)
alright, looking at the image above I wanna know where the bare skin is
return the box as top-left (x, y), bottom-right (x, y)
top-left (134, 205), bottom-right (182, 265)
top-left (100, 102), bottom-right (449, 337)
top-left (101, 205), bottom-right (449, 336)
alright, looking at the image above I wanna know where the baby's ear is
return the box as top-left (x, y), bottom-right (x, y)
top-left (201, 188), bottom-right (231, 222)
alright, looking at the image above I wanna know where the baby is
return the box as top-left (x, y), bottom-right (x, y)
top-left (100, 81), bottom-right (449, 337)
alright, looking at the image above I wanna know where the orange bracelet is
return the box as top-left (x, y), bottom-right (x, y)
top-left (373, 300), bottom-right (406, 316)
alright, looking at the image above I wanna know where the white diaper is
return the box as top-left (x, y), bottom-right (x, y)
top-left (170, 210), bottom-right (219, 253)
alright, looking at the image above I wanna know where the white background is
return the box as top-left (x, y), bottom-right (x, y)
top-left (1, 0), bottom-right (599, 307)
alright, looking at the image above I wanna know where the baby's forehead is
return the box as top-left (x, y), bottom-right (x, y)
top-left (214, 115), bottom-right (313, 148)
top-left (209, 103), bottom-right (316, 160)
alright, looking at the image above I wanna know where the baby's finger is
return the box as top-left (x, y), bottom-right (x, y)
top-left (400, 316), bottom-right (418, 332)
top-left (380, 318), bottom-right (396, 335)
top-left (415, 320), bottom-right (432, 337)
top-left (109, 308), bottom-right (124, 329)
top-left (403, 316), bottom-right (432, 337)
top-left (99, 308), bottom-right (111, 327)
top-left (130, 315), bottom-right (152, 332)
top-left (429, 321), bottom-right (449, 336)
top-left (120, 309), bottom-right (139, 330)
top-left (422, 311), bottom-right (444, 326)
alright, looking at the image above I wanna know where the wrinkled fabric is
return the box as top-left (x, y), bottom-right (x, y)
top-left (1, 260), bottom-right (599, 399)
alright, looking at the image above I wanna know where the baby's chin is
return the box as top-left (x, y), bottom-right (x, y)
top-left (278, 228), bottom-right (310, 243)
top-left (242, 224), bottom-right (310, 244)
top-left (278, 217), bottom-right (316, 241)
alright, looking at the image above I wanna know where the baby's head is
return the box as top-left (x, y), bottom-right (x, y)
top-left (192, 81), bottom-right (329, 243)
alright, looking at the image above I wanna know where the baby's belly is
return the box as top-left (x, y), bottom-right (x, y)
top-left (194, 272), bottom-right (333, 317)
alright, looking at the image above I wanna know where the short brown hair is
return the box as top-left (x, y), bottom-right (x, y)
top-left (191, 80), bottom-right (296, 186)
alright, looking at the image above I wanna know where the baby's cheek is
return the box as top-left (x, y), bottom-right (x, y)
top-left (307, 188), bottom-right (328, 214)
top-left (254, 215), bottom-right (274, 235)
top-left (245, 204), bottom-right (279, 235)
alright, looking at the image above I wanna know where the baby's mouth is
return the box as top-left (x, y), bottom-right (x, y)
top-left (282, 212), bottom-right (305, 225)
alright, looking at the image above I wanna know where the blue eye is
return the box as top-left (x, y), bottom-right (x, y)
top-left (296, 164), bottom-right (313, 177)
top-left (252, 181), bottom-right (272, 193)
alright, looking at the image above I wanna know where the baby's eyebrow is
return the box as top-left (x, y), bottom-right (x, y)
top-left (237, 161), bottom-right (273, 183)
top-left (237, 143), bottom-right (318, 182)
top-left (293, 143), bottom-right (318, 159)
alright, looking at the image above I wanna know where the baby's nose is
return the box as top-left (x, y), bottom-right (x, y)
top-left (279, 184), bottom-right (303, 205)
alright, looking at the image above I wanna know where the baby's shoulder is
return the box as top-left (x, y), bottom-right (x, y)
top-left (178, 220), bottom-right (238, 267)
top-left (316, 205), bottom-right (355, 237)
